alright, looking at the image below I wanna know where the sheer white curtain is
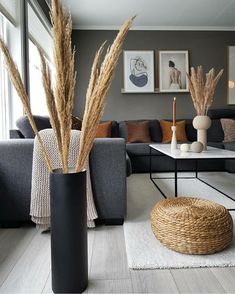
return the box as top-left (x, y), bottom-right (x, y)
top-left (27, 1), bottom-right (52, 115)
top-left (0, 14), bottom-right (10, 139)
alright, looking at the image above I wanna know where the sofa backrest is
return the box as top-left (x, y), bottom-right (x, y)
top-left (12, 115), bottom-right (119, 139)
top-left (16, 115), bottom-right (51, 138)
top-left (208, 108), bottom-right (235, 119)
top-left (119, 118), bottom-right (225, 143)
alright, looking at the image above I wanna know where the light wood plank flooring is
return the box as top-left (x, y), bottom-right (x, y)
top-left (0, 225), bottom-right (234, 294)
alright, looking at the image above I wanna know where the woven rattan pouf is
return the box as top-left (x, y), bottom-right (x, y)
top-left (151, 197), bottom-right (233, 255)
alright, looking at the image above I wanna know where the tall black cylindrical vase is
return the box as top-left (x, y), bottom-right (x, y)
top-left (50, 169), bottom-right (88, 293)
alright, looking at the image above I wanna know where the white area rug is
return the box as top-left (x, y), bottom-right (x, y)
top-left (124, 172), bottom-right (235, 269)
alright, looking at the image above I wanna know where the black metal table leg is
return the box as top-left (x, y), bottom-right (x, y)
top-left (149, 146), bottom-right (167, 198)
top-left (149, 146), bottom-right (152, 180)
top-left (149, 147), bottom-right (235, 210)
top-left (174, 159), bottom-right (178, 197)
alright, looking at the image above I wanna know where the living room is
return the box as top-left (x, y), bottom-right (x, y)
top-left (0, 0), bottom-right (235, 293)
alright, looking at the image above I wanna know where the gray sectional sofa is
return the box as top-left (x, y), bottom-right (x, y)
top-left (0, 138), bottom-right (127, 226)
top-left (1, 108), bottom-right (235, 226)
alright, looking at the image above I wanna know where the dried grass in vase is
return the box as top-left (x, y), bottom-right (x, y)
top-left (187, 66), bottom-right (224, 116)
top-left (75, 16), bottom-right (135, 172)
top-left (0, 0), bottom-right (134, 174)
top-left (0, 39), bottom-right (53, 172)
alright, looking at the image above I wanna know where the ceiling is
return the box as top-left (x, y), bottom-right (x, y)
top-left (59, 0), bottom-right (235, 30)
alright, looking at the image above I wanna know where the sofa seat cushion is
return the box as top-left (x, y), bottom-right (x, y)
top-left (223, 141), bottom-right (235, 151)
top-left (207, 142), bottom-right (224, 149)
top-left (126, 143), bottom-right (162, 156)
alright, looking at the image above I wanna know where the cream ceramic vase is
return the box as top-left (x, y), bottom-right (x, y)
top-left (192, 115), bottom-right (211, 150)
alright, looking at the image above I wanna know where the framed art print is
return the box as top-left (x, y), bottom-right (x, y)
top-left (123, 50), bottom-right (155, 93)
top-left (159, 50), bottom-right (189, 93)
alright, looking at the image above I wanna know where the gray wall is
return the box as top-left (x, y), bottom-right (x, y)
top-left (72, 30), bottom-right (235, 121)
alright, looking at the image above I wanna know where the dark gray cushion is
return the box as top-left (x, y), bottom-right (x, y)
top-left (119, 119), bottom-right (162, 142)
top-left (208, 108), bottom-right (235, 119)
top-left (185, 118), bottom-right (224, 143)
top-left (16, 116), bottom-right (51, 138)
top-left (149, 120), bottom-right (162, 142)
top-left (119, 121), bottom-right (128, 140)
top-left (111, 121), bottom-right (119, 137)
top-left (126, 143), bottom-right (162, 156)
top-left (185, 119), bottom-right (196, 142)
top-left (207, 119), bottom-right (224, 142)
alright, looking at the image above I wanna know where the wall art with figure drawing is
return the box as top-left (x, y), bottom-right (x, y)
top-left (123, 50), bottom-right (155, 93)
top-left (159, 50), bottom-right (189, 93)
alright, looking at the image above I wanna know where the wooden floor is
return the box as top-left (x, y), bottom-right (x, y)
top-left (0, 224), bottom-right (235, 294)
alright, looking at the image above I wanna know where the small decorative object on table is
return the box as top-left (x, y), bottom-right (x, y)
top-left (187, 66), bottom-right (223, 150)
top-left (191, 141), bottom-right (204, 153)
top-left (171, 97), bottom-right (177, 150)
top-left (180, 143), bottom-right (190, 152)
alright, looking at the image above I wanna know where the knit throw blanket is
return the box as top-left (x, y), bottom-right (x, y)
top-left (30, 129), bottom-right (98, 229)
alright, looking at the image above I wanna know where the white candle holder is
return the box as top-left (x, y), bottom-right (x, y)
top-left (171, 125), bottom-right (177, 150)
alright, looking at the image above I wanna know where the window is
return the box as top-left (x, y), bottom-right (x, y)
top-left (29, 39), bottom-right (48, 115)
top-left (0, 14), bottom-right (9, 139)
top-left (0, 0), bottom-right (52, 134)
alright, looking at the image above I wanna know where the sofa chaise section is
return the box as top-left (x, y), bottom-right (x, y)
top-left (119, 115), bottom-right (234, 173)
top-left (0, 138), bottom-right (127, 226)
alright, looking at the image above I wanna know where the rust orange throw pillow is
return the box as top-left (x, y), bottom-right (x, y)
top-left (126, 121), bottom-right (151, 143)
top-left (96, 121), bottom-right (112, 138)
top-left (160, 120), bottom-right (188, 143)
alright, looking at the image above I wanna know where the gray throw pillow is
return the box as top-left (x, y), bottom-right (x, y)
top-left (16, 115), bottom-right (51, 138)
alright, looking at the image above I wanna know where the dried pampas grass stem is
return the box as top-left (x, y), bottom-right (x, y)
top-left (38, 49), bottom-right (64, 169)
top-left (50, 0), bottom-right (76, 173)
top-left (75, 16), bottom-right (135, 172)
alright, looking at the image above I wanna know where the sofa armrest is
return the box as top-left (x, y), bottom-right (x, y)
top-left (90, 138), bottom-right (126, 223)
top-left (0, 139), bottom-right (34, 223)
top-left (9, 129), bottom-right (24, 139)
